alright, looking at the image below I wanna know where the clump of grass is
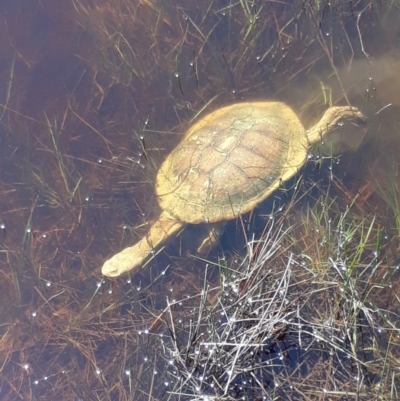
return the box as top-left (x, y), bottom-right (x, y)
top-left (157, 196), bottom-right (400, 400)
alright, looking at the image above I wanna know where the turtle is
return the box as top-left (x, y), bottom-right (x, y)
top-left (102, 101), bottom-right (366, 277)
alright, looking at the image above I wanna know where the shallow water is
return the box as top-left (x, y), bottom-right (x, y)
top-left (0, 0), bottom-right (400, 400)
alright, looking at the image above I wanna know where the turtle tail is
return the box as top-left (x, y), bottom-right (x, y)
top-left (101, 212), bottom-right (183, 277)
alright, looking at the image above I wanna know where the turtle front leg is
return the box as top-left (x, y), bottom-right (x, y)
top-left (102, 212), bottom-right (184, 277)
top-left (196, 223), bottom-right (224, 254)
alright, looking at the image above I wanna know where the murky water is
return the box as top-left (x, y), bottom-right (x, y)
top-left (1, 0), bottom-right (400, 400)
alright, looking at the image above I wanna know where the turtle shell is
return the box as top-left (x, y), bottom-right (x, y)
top-left (155, 102), bottom-right (308, 224)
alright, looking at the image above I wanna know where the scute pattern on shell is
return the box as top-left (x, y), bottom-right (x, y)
top-left (155, 102), bottom-right (308, 224)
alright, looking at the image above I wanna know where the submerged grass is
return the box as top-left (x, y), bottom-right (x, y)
top-left (158, 192), bottom-right (400, 400)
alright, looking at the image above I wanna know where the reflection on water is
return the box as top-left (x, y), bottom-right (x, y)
top-left (0, 0), bottom-right (400, 400)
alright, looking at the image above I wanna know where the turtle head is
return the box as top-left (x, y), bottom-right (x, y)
top-left (306, 106), bottom-right (366, 145)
